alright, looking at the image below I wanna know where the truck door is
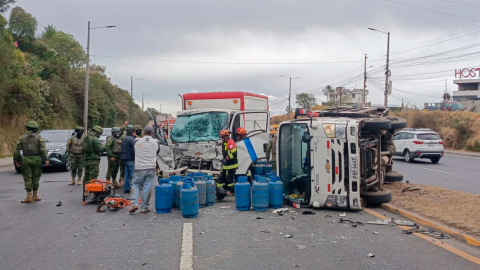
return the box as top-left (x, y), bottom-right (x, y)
top-left (230, 111), bottom-right (270, 175)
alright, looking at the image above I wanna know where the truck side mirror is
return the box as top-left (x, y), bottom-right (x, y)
top-left (263, 143), bottom-right (268, 153)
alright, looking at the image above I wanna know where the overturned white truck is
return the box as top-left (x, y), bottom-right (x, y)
top-left (147, 92), bottom-right (270, 178)
top-left (277, 107), bottom-right (407, 210)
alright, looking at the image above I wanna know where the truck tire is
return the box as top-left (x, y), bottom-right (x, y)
top-left (384, 171), bottom-right (403, 182)
top-left (386, 117), bottom-right (407, 130)
top-left (361, 189), bottom-right (392, 205)
top-left (361, 118), bottom-right (392, 131)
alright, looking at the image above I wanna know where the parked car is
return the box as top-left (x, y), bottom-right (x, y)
top-left (14, 129), bottom-right (74, 172)
top-left (99, 128), bottom-right (112, 155)
top-left (393, 128), bottom-right (444, 163)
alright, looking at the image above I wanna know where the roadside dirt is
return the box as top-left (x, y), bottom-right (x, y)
top-left (386, 182), bottom-right (480, 237)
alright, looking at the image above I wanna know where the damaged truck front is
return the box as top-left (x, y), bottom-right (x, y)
top-left (147, 92), bottom-right (270, 178)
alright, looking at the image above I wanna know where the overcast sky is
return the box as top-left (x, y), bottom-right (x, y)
top-left (8, 0), bottom-right (480, 115)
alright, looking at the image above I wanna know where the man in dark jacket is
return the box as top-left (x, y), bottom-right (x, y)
top-left (121, 125), bottom-right (136, 194)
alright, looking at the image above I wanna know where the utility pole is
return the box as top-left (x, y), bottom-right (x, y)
top-left (83, 22), bottom-right (116, 130)
top-left (129, 77), bottom-right (145, 118)
top-left (363, 54), bottom-right (367, 105)
top-left (142, 93), bottom-right (151, 111)
top-left (159, 103), bottom-right (162, 112)
top-left (83, 21), bottom-right (90, 130)
top-left (280, 75), bottom-right (301, 119)
top-left (384, 32), bottom-right (390, 108)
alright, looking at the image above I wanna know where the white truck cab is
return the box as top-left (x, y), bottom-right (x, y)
top-left (277, 107), bottom-right (406, 210)
top-left (147, 92), bottom-right (270, 178)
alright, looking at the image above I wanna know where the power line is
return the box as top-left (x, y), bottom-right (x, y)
top-left (92, 55), bottom-right (362, 65)
top-left (383, 0), bottom-right (480, 23)
top-left (439, 0), bottom-right (480, 8)
top-left (91, 55), bottom-right (130, 89)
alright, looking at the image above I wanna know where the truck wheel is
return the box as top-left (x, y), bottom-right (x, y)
top-left (386, 117), bottom-right (407, 130)
top-left (384, 171), bottom-right (403, 182)
top-left (361, 118), bottom-right (392, 131)
top-left (361, 189), bottom-right (392, 205)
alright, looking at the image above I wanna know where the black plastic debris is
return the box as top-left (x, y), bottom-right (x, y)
top-left (56, 201), bottom-right (62, 207)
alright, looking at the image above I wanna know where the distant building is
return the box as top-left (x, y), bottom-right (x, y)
top-left (321, 88), bottom-right (369, 106)
top-left (453, 68), bottom-right (480, 112)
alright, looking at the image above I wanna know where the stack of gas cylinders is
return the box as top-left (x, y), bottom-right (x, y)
top-left (235, 172), bottom-right (283, 212)
top-left (155, 172), bottom-right (216, 218)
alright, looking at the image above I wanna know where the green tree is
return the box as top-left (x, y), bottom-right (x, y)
top-left (322, 85), bottom-right (336, 106)
top-left (41, 25), bottom-right (86, 68)
top-left (0, 0), bottom-right (18, 13)
top-left (295, 93), bottom-right (317, 109)
top-left (8, 7), bottom-right (37, 49)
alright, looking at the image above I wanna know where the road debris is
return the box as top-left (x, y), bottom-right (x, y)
top-left (74, 234), bottom-right (80, 237)
top-left (72, 214), bottom-right (77, 219)
top-left (368, 253), bottom-right (375, 258)
top-left (255, 217), bottom-right (264, 219)
top-left (339, 218), bottom-right (364, 227)
top-left (57, 212), bottom-right (63, 214)
top-left (272, 208), bottom-right (292, 214)
top-left (394, 220), bottom-right (417, 226)
top-left (295, 265), bottom-right (301, 268)
top-left (283, 234), bottom-right (293, 238)
top-left (402, 186), bottom-right (423, 195)
top-left (324, 214), bottom-right (333, 218)
top-left (403, 228), bottom-right (450, 239)
top-left (260, 230), bottom-right (270, 233)
top-left (367, 219), bottom-right (392, 225)
top-left (373, 231), bottom-right (380, 235)
top-left (56, 201), bottom-right (62, 207)
top-left (339, 212), bottom-right (346, 217)
top-left (301, 210), bottom-right (316, 215)
top-left (296, 245), bottom-right (306, 250)
top-left (142, 262), bottom-right (148, 266)
top-left (220, 206), bottom-right (231, 209)
top-left (200, 231), bottom-right (205, 234)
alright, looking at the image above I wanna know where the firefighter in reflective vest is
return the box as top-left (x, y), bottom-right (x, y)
top-left (217, 129), bottom-right (238, 196)
top-left (236, 127), bottom-right (247, 141)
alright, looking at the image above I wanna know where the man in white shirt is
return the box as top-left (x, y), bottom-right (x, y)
top-left (129, 125), bottom-right (160, 214)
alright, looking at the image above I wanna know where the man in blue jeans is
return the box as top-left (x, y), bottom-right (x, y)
top-left (129, 126), bottom-right (160, 213)
top-left (121, 125), bottom-right (136, 194)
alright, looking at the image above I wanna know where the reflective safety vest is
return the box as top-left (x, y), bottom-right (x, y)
top-left (21, 133), bottom-right (40, 155)
top-left (222, 139), bottom-right (238, 170)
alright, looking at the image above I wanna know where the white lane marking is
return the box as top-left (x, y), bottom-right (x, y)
top-left (419, 167), bottom-right (453, 174)
top-left (180, 223), bottom-right (194, 270)
top-left (444, 153), bottom-right (480, 159)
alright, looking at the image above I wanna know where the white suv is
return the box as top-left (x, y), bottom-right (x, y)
top-left (393, 128), bottom-right (444, 163)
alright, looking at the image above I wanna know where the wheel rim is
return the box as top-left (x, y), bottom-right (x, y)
top-left (405, 152), bottom-right (410, 162)
top-left (66, 159), bottom-right (71, 170)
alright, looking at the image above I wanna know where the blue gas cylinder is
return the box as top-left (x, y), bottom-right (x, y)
top-left (155, 179), bottom-right (173, 213)
top-left (263, 165), bottom-right (273, 175)
top-left (170, 176), bottom-right (181, 209)
top-left (187, 173), bottom-right (196, 178)
top-left (252, 164), bottom-right (263, 177)
top-left (181, 182), bottom-right (199, 218)
top-left (205, 176), bottom-right (216, 206)
top-left (235, 176), bottom-right (251, 211)
top-left (176, 178), bottom-right (184, 210)
top-left (252, 177), bottom-right (269, 211)
top-left (253, 175), bottom-right (261, 182)
top-left (194, 176), bottom-right (207, 208)
top-left (268, 176), bottom-right (284, 209)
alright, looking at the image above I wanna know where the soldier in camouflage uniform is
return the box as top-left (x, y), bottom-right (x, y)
top-left (82, 125), bottom-right (105, 184)
top-left (67, 126), bottom-right (85, 186)
top-left (14, 120), bottom-right (48, 203)
top-left (134, 125), bottom-right (143, 138)
top-left (105, 127), bottom-right (123, 188)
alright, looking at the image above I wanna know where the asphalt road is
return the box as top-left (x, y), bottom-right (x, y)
top-left (393, 153), bottom-right (480, 195)
top-left (1, 157), bottom-right (479, 270)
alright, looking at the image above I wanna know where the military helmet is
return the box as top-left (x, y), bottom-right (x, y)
top-left (126, 125), bottom-right (134, 132)
top-left (26, 120), bottom-right (39, 129)
top-left (112, 127), bottom-right (121, 132)
top-left (75, 126), bottom-right (84, 131)
top-left (92, 125), bottom-right (103, 134)
top-left (134, 125), bottom-right (143, 131)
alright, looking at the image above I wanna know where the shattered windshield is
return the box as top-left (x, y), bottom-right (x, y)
top-left (171, 112), bottom-right (228, 143)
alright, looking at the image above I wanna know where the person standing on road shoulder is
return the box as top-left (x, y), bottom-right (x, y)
top-left (121, 125), bottom-right (136, 194)
top-left (129, 126), bottom-right (160, 213)
top-left (14, 120), bottom-right (48, 203)
top-left (67, 126), bottom-right (85, 186)
top-left (105, 127), bottom-right (123, 189)
top-left (266, 133), bottom-right (277, 172)
top-left (118, 120), bottom-right (129, 186)
top-left (82, 126), bottom-right (104, 185)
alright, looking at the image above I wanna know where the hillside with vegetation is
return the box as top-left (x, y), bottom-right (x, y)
top-left (0, 5), bottom-right (147, 156)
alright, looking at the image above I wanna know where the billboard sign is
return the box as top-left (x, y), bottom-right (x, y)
top-left (455, 68), bottom-right (480, 78)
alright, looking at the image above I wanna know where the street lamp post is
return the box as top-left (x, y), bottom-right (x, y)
top-left (368, 28), bottom-right (390, 108)
top-left (83, 22), bottom-right (115, 129)
top-left (280, 75), bottom-right (301, 120)
top-left (129, 77), bottom-right (145, 119)
top-left (142, 93), bottom-right (152, 111)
